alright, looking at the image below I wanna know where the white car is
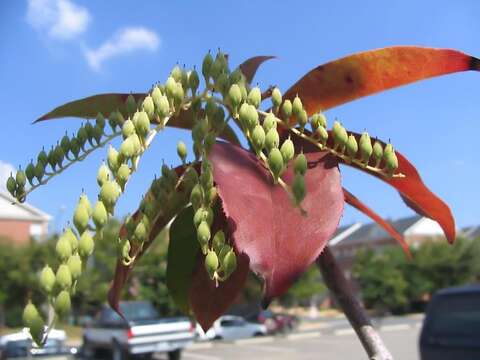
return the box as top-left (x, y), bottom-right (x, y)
top-left (196, 315), bottom-right (267, 341)
top-left (0, 328), bottom-right (76, 359)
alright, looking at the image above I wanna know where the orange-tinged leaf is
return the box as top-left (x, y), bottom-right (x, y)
top-left (238, 56), bottom-right (276, 84)
top-left (343, 187), bottom-right (411, 258)
top-left (284, 46), bottom-right (480, 114)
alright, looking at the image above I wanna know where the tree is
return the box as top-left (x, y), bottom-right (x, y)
top-left (7, 46), bottom-right (480, 359)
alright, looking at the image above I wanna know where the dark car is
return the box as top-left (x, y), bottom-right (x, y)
top-left (250, 310), bottom-right (299, 334)
top-left (419, 284), bottom-right (480, 360)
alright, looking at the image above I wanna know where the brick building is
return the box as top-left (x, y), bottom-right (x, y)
top-left (0, 191), bottom-right (51, 245)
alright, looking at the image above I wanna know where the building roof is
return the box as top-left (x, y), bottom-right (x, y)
top-left (460, 226), bottom-right (480, 240)
top-left (331, 215), bottom-right (423, 246)
top-left (0, 192), bottom-right (51, 222)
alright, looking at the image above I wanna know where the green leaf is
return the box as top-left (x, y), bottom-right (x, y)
top-left (35, 93), bottom-right (240, 145)
top-left (166, 206), bottom-right (199, 315)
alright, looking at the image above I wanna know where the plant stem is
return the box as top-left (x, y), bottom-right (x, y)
top-left (316, 246), bottom-right (394, 360)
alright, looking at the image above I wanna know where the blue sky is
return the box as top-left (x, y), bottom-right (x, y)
top-left (1, 0), bottom-right (479, 233)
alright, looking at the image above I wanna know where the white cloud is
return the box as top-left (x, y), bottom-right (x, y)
top-left (0, 161), bottom-right (16, 192)
top-left (84, 27), bottom-right (160, 71)
top-left (26, 0), bottom-right (90, 40)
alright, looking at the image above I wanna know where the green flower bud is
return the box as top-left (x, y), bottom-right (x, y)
top-left (271, 87), bottom-right (282, 109)
top-left (37, 149), bottom-right (48, 166)
top-left (170, 64), bottom-right (182, 82)
top-left (294, 153), bottom-right (307, 175)
top-left (212, 230), bottom-right (225, 253)
top-left (197, 221), bottom-right (211, 254)
top-left (251, 125), bottom-right (266, 154)
top-left (218, 244), bottom-right (231, 263)
top-left (346, 135), bottom-right (358, 159)
top-left (190, 184), bottom-right (204, 211)
top-left (120, 239), bottom-right (132, 264)
top-left (96, 112), bottom-right (105, 129)
top-left (298, 109), bottom-right (308, 128)
top-left (228, 84), bottom-right (242, 109)
top-left (77, 126), bottom-right (88, 148)
top-left (174, 141), bottom-right (187, 164)
top-left (384, 149), bottom-right (398, 173)
top-left (280, 138), bottom-right (295, 163)
top-left (359, 132), bottom-right (373, 164)
top-left (194, 207), bottom-right (214, 228)
top-left (281, 99), bottom-right (292, 120)
top-left (92, 200), bottom-right (108, 229)
top-left (292, 173), bottom-right (306, 205)
top-left (67, 254), bottom-right (82, 280)
top-left (84, 122), bottom-right (95, 144)
top-left (126, 94), bottom-right (137, 115)
top-left (64, 228), bottom-right (78, 252)
top-left (242, 104), bottom-right (259, 131)
top-left (156, 95), bottom-right (170, 120)
top-left (189, 68), bottom-right (200, 94)
top-left (54, 290), bottom-right (71, 317)
top-left (73, 203), bottom-right (89, 234)
top-left (200, 169), bottom-right (214, 191)
top-left (211, 106), bottom-right (225, 134)
top-left (384, 143), bottom-right (394, 158)
top-left (173, 82), bottom-right (185, 107)
top-left (16, 169), bottom-right (26, 187)
top-left (205, 98), bottom-right (217, 118)
top-left (311, 113), bottom-right (327, 130)
top-left (29, 315), bottom-right (45, 346)
top-left (54, 144), bottom-right (65, 167)
top-left (100, 181), bottom-right (120, 209)
top-left (97, 163), bottom-right (110, 187)
top-left (248, 87), bottom-right (261, 108)
top-left (332, 121), bottom-right (348, 151)
top-left (69, 137), bottom-right (81, 158)
top-left (134, 221), bottom-right (147, 242)
top-left (315, 126), bottom-right (329, 147)
top-left (79, 192), bottom-right (92, 216)
top-left (39, 265), bottom-right (55, 294)
top-left (122, 119), bottom-right (136, 139)
top-left (34, 162), bottom-right (45, 182)
top-left (205, 250), bottom-right (219, 279)
top-left (107, 146), bottom-right (120, 172)
top-left (55, 264), bottom-right (72, 290)
top-left (55, 234), bottom-right (72, 262)
top-left (207, 186), bottom-right (218, 205)
top-left (142, 95), bottom-right (155, 118)
top-left (135, 111), bottom-right (151, 137)
top-left (292, 95), bottom-right (303, 117)
top-left (215, 72), bottom-right (229, 95)
top-left (268, 148), bottom-right (284, 180)
top-left (265, 128), bottom-right (280, 152)
top-left (183, 167), bottom-right (199, 191)
top-left (222, 250), bottom-right (237, 278)
top-left (119, 137), bottom-right (135, 159)
top-left (202, 51), bottom-right (214, 80)
top-left (6, 174), bottom-right (16, 195)
top-left (92, 125), bottom-right (103, 145)
top-left (78, 232), bottom-right (94, 258)
top-left (60, 134), bottom-right (71, 156)
top-left (151, 85), bottom-right (162, 105)
top-left (114, 163), bottom-right (129, 190)
top-left (23, 302), bottom-right (39, 328)
top-left (372, 140), bottom-right (384, 167)
top-left (108, 111), bottom-right (119, 130)
top-left (47, 147), bottom-right (56, 169)
top-left (165, 77), bottom-right (177, 100)
top-left (131, 134), bottom-right (141, 156)
top-left (204, 133), bottom-right (216, 155)
top-left (263, 112), bottom-right (277, 133)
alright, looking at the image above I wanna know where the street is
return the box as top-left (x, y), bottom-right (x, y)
top-left (159, 315), bottom-right (423, 360)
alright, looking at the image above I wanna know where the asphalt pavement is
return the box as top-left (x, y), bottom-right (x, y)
top-left (156, 314), bottom-right (424, 360)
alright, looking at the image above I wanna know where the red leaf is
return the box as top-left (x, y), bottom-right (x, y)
top-left (209, 142), bottom-right (344, 304)
top-left (284, 46), bottom-right (479, 113)
top-left (190, 253), bottom-right (250, 332)
top-left (238, 56), bottom-right (276, 84)
top-left (343, 187), bottom-right (411, 258)
top-left (298, 133), bottom-right (455, 243)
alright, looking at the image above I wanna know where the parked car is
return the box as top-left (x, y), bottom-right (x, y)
top-left (249, 310), bottom-right (299, 334)
top-left (419, 284), bottom-right (480, 360)
top-left (0, 328), bottom-right (76, 359)
top-left (196, 315), bottom-right (267, 341)
top-left (82, 301), bottom-right (195, 360)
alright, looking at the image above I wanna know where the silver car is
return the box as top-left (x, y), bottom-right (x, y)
top-left (197, 315), bottom-right (267, 341)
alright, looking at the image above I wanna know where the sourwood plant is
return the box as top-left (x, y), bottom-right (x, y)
top-left (8, 46), bottom-right (479, 352)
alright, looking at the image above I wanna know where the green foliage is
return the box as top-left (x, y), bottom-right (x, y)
top-left (353, 237), bottom-right (480, 313)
